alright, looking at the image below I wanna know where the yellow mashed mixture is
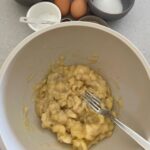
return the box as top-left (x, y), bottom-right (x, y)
top-left (35, 63), bottom-right (115, 150)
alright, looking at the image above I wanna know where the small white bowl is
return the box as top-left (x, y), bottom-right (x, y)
top-left (26, 2), bottom-right (61, 32)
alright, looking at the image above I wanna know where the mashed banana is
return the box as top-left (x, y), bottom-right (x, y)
top-left (35, 63), bottom-right (115, 150)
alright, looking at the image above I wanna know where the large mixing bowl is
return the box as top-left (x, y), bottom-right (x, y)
top-left (0, 22), bottom-right (150, 150)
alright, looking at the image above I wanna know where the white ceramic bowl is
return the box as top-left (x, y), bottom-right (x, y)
top-left (0, 22), bottom-right (150, 150)
top-left (27, 2), bottom-right (61, 31)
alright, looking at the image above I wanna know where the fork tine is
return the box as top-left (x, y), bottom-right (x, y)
top-left (83, 94), bottom-right (100, 113)
top-left (85, 91), bottom-right (101, 106)
top-left (84, 92), bottom-right (100, 107)
top-left (84, 95), bottom-right (100, 109)
top-left (87, 102), bottom-right (100, 113)
top-left (83, 91), bottom-right (111, 116)
top-left (83, 94), bottom-right (106, 114)
top-left (84, 97), bottom-right (100, 113)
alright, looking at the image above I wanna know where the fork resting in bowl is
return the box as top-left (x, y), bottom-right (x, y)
top-left (83, 91), bottom-right (150, 150)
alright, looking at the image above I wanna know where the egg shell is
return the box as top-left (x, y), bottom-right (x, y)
top-left (71, 0), bottom-right (88, 19)
top-left (54, 0), bottom-right (71, 16)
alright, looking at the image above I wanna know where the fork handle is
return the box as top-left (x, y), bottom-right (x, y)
top-left (113, 118), bottom-right (150, 150)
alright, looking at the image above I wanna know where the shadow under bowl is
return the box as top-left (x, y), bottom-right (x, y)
top-left (79, 15), bottom-right (109, 27)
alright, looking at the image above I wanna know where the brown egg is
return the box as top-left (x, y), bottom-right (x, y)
top-left (54, 0), bottom-right (71, 16)
top-left (71, 0), bottom-right (88, 19)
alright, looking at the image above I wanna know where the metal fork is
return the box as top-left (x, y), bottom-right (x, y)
top-left (83, 91), bottom-right (150, 150)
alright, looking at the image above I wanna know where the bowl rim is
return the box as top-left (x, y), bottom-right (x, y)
top-left (0, 21), bottom-right (149, 150)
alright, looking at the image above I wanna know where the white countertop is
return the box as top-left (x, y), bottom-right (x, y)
top-left (0, 0), bottom-right (150, 149)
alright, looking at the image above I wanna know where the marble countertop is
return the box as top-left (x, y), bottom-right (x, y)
top-left (0, 0), bottom-right (150, 149)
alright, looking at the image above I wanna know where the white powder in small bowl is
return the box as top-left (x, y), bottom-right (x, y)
top-left (94, 0), bottom-right (123, 14)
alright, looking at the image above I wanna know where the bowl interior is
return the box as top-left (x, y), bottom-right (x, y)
top-left (0, 22), bottom-right (150, 150)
